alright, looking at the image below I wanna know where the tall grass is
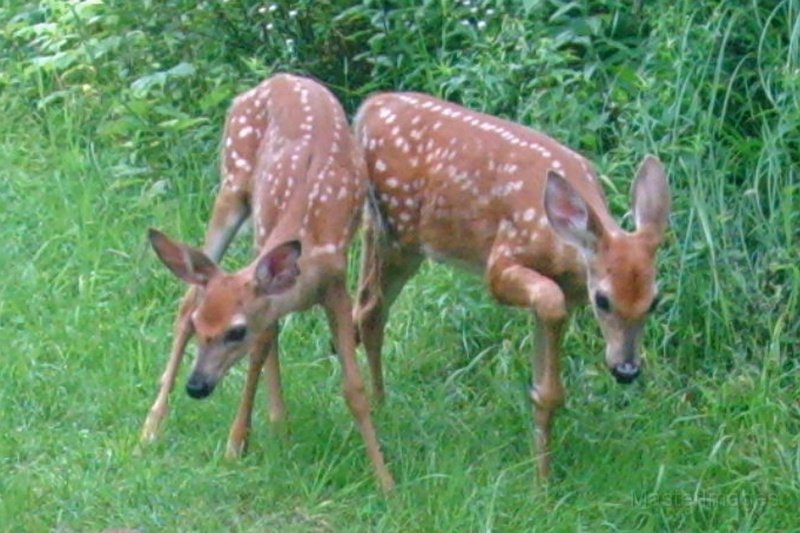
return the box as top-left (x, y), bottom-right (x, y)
top-left (0, 0), bottom-right (797, 531)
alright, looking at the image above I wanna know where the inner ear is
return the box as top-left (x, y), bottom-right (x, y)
top-left (254, 240), bottom-right (302, 296)
top-left (544, 171), bottom-right (604, 254)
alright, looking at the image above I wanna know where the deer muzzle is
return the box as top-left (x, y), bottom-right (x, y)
top-left (610, 361), bottom-right (640, 384)
top-left (186, 372), bottom-right (216, 399)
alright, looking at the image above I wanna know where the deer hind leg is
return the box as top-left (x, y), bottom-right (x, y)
top-left (354, 221), bottom-right (422, 403)
top-left (226, 327), bottom-right (276, 459)
top-left (324, 276), bottom-right (395, 493)
top-left (487, 256), bottom-right (568, 482)
top-left (141, 188), bottom-right (249, 444)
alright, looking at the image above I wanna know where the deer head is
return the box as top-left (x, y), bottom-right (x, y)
top-left (148, 228), bottom-right (302, 397)
top-left (544, 155), bottom-right (671, 383)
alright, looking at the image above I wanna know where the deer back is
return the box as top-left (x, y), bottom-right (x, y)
top-left (222, 73), bottom-right (366, 262)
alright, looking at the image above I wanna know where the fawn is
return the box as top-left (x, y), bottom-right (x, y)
top-left (352, 91), bottom-right (670, 480)
top-left (142, 74), bottom-right (394, 492)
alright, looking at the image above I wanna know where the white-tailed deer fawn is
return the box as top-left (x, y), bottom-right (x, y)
top-left (353, 92), bottom-right (670, 480)
top-left (141, 74), bottom-right (394, 492)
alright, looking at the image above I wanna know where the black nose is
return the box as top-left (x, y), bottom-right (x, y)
top-left (186, 374), bottom-right (215, 399)
top-left (611, 362), bottom-right (640, 384)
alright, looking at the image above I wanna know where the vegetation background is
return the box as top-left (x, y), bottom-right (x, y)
top-left (0, 0), bottom-right (797, 531)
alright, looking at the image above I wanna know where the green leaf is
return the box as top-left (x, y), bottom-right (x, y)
top-left (130, 71), bottom-right (167, 98)
top-left (165, 62), bottom-right (196, 78)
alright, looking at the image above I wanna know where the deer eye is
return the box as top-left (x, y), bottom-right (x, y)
top-left (224, 325), bottom-right (247, 343)
top-left (648, 294), bottom-right (661, 314)
top-left (594, 292), bottom-right (611, 313)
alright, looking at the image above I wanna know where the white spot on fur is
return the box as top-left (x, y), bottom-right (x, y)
top-left (523, 208), bottom-right (536, 222)
top-left (491, 180), bottom-right (523, 197)
top-left (309, 243), bottom-right (339, 257)
top-left (234, 158), bottom-right (252, 171)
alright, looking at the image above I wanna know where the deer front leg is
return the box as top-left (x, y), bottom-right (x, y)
top-left (262, 325), bottom-right (285, 426)
top-left (530, 315), bottom-right (566, 481)
top-left (488, 259), bottom-right (567, 482)
top-left (141, 189), bottom-right (249, 444)
top-left (141, 289), bottom-right (197, 444)
top-left (226, 329), bottom-right (274, 459)
top-left (325, 279), bottom-right (395, 493)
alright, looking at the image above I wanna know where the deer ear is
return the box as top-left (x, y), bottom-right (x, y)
top-left (254, 240), bottom-right (302, 296)
top-left (631, 155), bottom-right (671, 241)
top-left (544, 171), bottom-right (603, 254)
top-left (148, 228), bottom-right (220, 286)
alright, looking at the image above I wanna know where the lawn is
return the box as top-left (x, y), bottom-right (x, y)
top-left (0, 1), bottom-right (798, 531)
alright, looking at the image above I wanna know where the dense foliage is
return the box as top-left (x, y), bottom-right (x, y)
top-left (0, 0), bottom-right (797, 531)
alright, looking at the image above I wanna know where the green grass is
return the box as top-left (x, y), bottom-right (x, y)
top-left (1, 0), bottom-right (799, 531)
